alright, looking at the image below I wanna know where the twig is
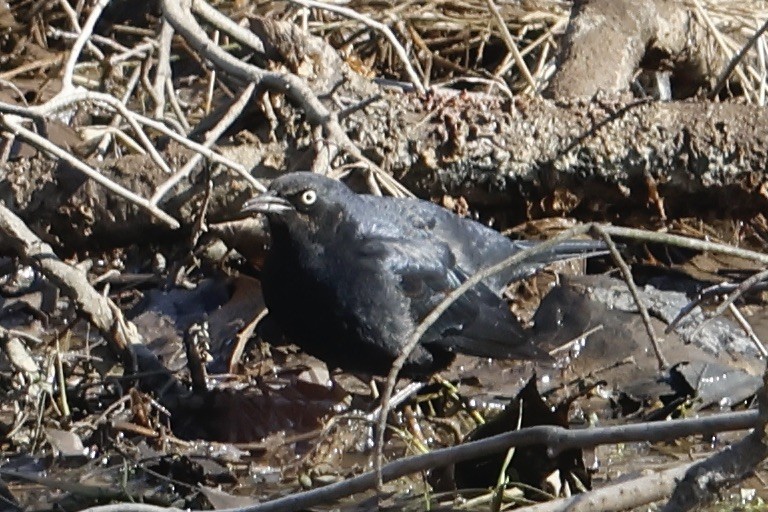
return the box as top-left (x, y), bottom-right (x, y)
top-left (76, 409), bottom-right (759, 512)
top-left (153, 20), bottom-right (175, 118)
top-left (0, 55), bottom-right (64, 80)
top-left (666, 272), bottom-right (768, 341)
top-left (728, 303), bottom-right (768, 357)
top-left (484, 0), bottom-right (536, 93)
top-left (517, 461), bottom-right (696, 512)
top-left (691, 268), bottom-right (768, 339)
top-left (0, 326), bottom-right (41, 376)
top-left (0, 114), bottom-right (180, 228)
top-left (290, 0), bottom-right (426, 95)
top-left (164, 0), bottom-right (413, 198)
top-left (59, 0), bottom-right (111, 92)
top-left (375, 222), bottom-right (768, 486)
top-left (37, 89), bottom-right (175, 175)
top-left (599, 225), bottom-right (768, 265)
top-left (0, 204), bottom-right (144, 368)
top-left (662, 364), bottom-right (768, 510)
top-left (165, 76), bottom-right (191, 133)
top-left (710, 16), bottom-right (768, 99)
top-left (28, 90), bottom-right (254, 180)
top-left (592, 225), bottom-right (668, 370)
top-left (108, 40), bottom-right (156, 65)
top-left (192, 0), bottom-right (265, 54)
top-left (96, 64), bottom-right (143, 155)
top-left (205, 29), bottom-right (219, 114)
top-left (150, 81), bottom-right (263, 205)
top-left (691, 0), bottom-right (754, 103)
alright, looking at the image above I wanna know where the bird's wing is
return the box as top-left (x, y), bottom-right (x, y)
top-left (358, 195), bottom-right (605, 294)
top-left (359, 237), bottom-right (550, 361)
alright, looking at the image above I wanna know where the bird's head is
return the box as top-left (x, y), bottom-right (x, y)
top-left (241, 172), bottom-right (352, 238)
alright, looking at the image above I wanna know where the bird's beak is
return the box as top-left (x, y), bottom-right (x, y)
top-left (241, 193), bottom-right (294, 215)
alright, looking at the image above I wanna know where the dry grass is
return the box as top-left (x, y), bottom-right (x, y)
top-left (237, 0), bottom-right (768, 101)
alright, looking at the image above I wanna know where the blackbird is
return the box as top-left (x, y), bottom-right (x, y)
top-left (242, 172), bottom-right (602, 379)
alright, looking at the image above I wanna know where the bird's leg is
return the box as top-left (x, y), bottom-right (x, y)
top-left (434, 375), bottom-right (485, 425)
top-left (365, 380), bottom-right (425, 422)
top-left (356, 380), bottom-right (426, 455)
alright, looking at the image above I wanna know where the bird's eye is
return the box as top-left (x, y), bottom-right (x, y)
top-left (300, 189), bottom-right (317, 205)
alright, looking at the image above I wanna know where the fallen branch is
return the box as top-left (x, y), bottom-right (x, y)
top-left (662, 366), bottom-right (768, 511)
top-left (76, 409), bottom-right (759, 512)
top-left (0, 203), bottom-right (143, 366)
top-left (516, 461), bottom-right (694, 512)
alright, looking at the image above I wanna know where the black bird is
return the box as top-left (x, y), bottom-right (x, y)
top-left (242, 172), bottom-right (601, 379)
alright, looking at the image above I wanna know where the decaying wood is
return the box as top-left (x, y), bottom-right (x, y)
top-left (1, 1), bottom-right (766, 252)
top-left (4, 89), bottom-right (767, 250)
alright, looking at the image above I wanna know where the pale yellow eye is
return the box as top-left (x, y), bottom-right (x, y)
top-left (301, 190), bottom-right (317, 205)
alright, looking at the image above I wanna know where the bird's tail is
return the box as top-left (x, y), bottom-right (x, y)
top-left (500, 239), bottom-right (608, 285)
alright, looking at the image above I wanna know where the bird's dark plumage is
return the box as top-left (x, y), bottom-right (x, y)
top-left (243, 172), bottom-right (602, 378)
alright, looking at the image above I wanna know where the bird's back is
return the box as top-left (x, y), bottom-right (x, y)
top-left (355, 195), bottom-right (532, 292)
top-left (355, 194), bottom-right (602, 293)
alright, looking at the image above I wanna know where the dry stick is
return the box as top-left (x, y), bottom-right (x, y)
top-left (662, 366), bottom-right (768, 511)
top-left (710, 16), bottom-right (768, 99)
top-left (604, 226), bottom-right (768, 357)
top-left (165, 75), bottom-right (192, 133)
top-left (41, 89), bottom-right (175, 176)
top-left (517, 461), bottom-right (696, 512)
top-left (67, 410), bottom-right (759, 512)
top-left (165, 0), bottom-right (331, 129)
top-left (374, 224), bottom-right (768, 486)
top-left (691, 0), bottom-right (754, 103)
top-left (665, 282), bottom-right (726, 334)
top-left (57, 505), bottom-right (180, 512)
top-left (433, 76), bottom-right (514, 99)
top-left (663, 277), bottom-right (768, 335)
top-left (57, 0), bottom-right (107, 90)
top-left (759, 36), bottom-right (768, 104)
top-left (0, 114), bottom-right (180, 228)
top-left (56, 0), bottom-right (83, 33)
top-left (59, 0), bottom-right (110, 91)
top-left (153, 19), bottom-right (175, 118)
top-left (0, 204), bottom-right (143, 364)
top-left (75, 409), bottom-right (759, 512)
top-left (204, 29), bottom-right (219, 115)
top-left (0, 55), bottom-right (64, 80)
top-left (691, 267), bottom-right (768, 338)
top-left (0, 326), bottom-right (41, 376)
top-left (192, 0), bottom-right (265, 53)
top-left (375, 223), bottom-right (594, 488)
top-left (96, 64), bottom-right (142, 155)
top-left (172, 0), bottom-right (413, 198)
top-left (30, 90), bottom-right (255, 182)
top-left (600, 225), bottom-right (768, 265)
top-left (728, 303), bottom-right (768, 357)
top-left (484, 0), bottom-right (537, 93)
top-left (40, 224), bottom-right (768, 512)
top-left (109, 40), bottom-right (156, 65)
top-left (290, 0), bottom-right (426, 95)
top-left (592, 225), bottom-right (668, 370)
top-left (9, 3), bottom-right (260, 218)
top-left (150, 82), bottom-right (262, 205)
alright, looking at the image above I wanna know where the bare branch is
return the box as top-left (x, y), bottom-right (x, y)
top-left (0, 113), bottom-right (181, 228)
top-left (290, 0), bottom-right (426, 94)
